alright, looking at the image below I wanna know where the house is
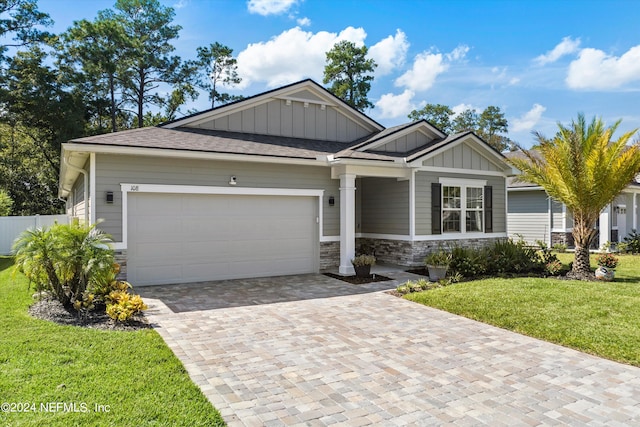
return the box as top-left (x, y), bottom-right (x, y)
top-left (506, 151), bottom-right (640, 249)
top-left (59, 79), bottom-right (515, 286)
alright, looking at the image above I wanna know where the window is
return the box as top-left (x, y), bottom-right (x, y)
top-left (441, 184), bottom-right (483, 233)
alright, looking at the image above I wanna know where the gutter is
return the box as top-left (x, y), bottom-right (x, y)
top-left (62, 152), bottom-right (89, 224)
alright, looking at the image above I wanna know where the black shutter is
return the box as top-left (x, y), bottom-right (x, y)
top-left (484, 185), bottom-right (493, 233)
top-left (432, 183), bottom-right (441, 234)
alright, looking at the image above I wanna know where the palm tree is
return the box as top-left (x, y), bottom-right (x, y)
top-left (507, 114), bottom-right (640, 277)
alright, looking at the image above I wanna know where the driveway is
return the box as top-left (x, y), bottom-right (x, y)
top-left (139, 273), bottom-right (640, 426)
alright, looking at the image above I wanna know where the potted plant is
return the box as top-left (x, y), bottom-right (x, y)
top-left (424, 249), bottom-right (452, 281)
top-left (351, 254), bottom-right (376, 278)
top-left (595, 252), bottom-right (618, 281)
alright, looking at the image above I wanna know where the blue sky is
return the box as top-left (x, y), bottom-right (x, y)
top-left (38, 0), bottom-right (640, 147)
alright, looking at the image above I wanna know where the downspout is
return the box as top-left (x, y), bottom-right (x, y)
top-left (63, 153), bottom-right (89, 224)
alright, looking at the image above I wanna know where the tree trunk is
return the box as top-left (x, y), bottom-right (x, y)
top-left (573, 244), bottom-right (591, 275)
top-left (109, 73), bottom-right (117, 132)
top-left (571, 216), bottom-right (596, 277)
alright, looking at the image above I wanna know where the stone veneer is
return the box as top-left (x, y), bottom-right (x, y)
top-left (356, 237), bottom-right (504, 267)
top-left (551, 232), bottom-right (574, 248)
top-left (320, 241), bottom-right (340, 269)
top-left (114, 250), bottom-right (127, 281)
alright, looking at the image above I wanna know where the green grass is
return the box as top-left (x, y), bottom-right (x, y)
top-left (406, 253), bottom-right (640, 367)
top-left (0, 257), bottom-right (225, 426)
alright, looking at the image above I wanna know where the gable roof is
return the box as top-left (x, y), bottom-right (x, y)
top-left (162, 79), bottom-right (384, 134)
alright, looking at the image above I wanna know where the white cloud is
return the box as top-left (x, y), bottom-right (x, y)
top-left (236, 26), bottom-right (367, 88)
top-left (368, 29), bottom-right (409, 76)
top-left (297, 16), bottom-right (311, 26)
top-left (395, 45), bottom-right (468, 92)
top-left (451, 103), bottom-right (479, 116)
top-left (173, 0), bottom-right (188, 9)
top-left (566, 45), bottom-right (640, 89)
top-left (446, 45), bottom-right (469, 62)
top-left (375, 90), bottom-right (415, 119)
top-left (535, 36), bottom-right (581, 65)
top-left (247, 0), bottom-right (299, 16)
top-left (395, 51), bottom-right (446, 91)
top-left (509, 77), bottom-right (521, 85)
top-left (512, 104), bottom-right (546, 132)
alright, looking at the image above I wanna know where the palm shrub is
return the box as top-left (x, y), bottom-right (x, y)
top-left (13, 222), bottom-right (114, 307)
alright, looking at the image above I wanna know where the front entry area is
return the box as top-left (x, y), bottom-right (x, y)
top-left (127, 192), bottom-right (318, 285)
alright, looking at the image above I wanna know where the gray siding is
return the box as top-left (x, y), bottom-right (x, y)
top-left (359, 178), bottom-right (409, 235)
top-left (376, 131), bottom-right (431, 153)
top-left (94, 154), bottom-right (339, 241)
top-left (507, 190), bottom-right (549, 244)
top-left (190, 99), bottom-right (372, 143)
top-left (415, 171), bottom-right (506, 235)
top-left (551, 200), bottom-right (564, 230)
top-left (67, 159), bottom-right (89, 222)
top-left (422, 140), bottom-right (501, 172)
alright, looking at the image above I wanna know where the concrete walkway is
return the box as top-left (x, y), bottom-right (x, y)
top-left (140, 273), bottom-right (640, 426)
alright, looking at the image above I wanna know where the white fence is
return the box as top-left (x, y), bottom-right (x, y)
top-left (0, 215), bottom-right (70, 255)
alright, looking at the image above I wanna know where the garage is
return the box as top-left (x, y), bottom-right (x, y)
top-left (127, 192), bottom-right (319, 285)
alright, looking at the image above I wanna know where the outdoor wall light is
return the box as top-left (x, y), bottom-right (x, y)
top-left (328, 196), bottom-right (335, 206)
top-left (105, 191), bottom-right (114, 204)
top-left (229, 176), bottom-right (237, 185)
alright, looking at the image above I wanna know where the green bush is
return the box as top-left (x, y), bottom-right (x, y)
top-left (623, 229), bottom-right (640, 254)
top-left (449, 245), bottom-right (487, 278)
top-left (13, 221), bottom-right (114, 307)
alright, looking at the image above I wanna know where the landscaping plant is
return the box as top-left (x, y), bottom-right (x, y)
top-left (13, 221), bottom-right (114, 307)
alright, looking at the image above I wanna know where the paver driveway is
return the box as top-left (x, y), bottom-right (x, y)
top-left (139, 273), bottom-right (640, 426)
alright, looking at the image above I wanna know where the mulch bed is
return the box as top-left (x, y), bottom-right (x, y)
top-left (29, 295), bottom-right (150, 331)
top-left (323, 272), bottom-right (393, 285)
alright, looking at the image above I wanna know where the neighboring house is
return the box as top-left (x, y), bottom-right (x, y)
top-left (59, 79), bottom-right (515, 286)
top-left (506, 151), bottom-right (640, 249)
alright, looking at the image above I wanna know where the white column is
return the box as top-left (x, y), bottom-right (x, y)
top-left (339, 173), bottom-right (356, 275)
top-left (633, 193), bottom-right (638, 231)
top-left (599, 205), bottom-right (611, 250)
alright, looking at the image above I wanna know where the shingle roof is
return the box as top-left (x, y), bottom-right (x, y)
top-left (69, 126), bottom-right (398, 162)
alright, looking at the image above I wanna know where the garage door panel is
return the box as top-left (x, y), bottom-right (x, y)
top-left (128, 193), bottom-right (318, 285)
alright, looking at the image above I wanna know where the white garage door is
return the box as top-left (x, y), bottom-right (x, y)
top-left (127, 193), bottom-right (318, 285)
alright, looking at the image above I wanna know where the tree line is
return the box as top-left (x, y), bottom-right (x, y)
top-left (0, 0), bottom-right (243, 215)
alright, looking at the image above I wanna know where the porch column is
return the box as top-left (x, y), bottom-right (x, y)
top-left (599, 205), bottom-right (611, 250)
top-left (633, 193), bottom-right (638, 231)
top-left (339, 173), bottom-right (356, 275)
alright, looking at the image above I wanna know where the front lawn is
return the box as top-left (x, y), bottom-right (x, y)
top-left (0, 257), bottom-right (225, 426)
top-left (406, 254), bottom-right (640, 367)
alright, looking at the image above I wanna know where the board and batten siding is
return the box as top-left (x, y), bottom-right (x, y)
top-left (374, 131), bottom-right (432, 153)
top-left (415, 171), bottom-right (506, 235)
top-left (359, 178), bottom-right (409, 235)
top-left (507, 190), bottom-right (549, 244)
top-left (93, 154), bottom-right (339, 241)
top-left (422, 141), bottom-right (502, 172)
top-left (189, 98), bottom-right (372, 143)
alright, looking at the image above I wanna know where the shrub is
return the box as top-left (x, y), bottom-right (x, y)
top-left (424, 248), bottom-right (452, 266)
top-left (13, 221), bottom-right (114, 307)
top-left (449, 245), bottom-right (487, 278)
top-left (106, 291), bottom-right (147, 322)
top-left (552, 243), bottom-right (567, 253)
top-left (623, 229), bottom-right (640, 254)
top-left (596, 253), bottom-right (619, 269)
top-left (545, 260), bottom-right (563, 276)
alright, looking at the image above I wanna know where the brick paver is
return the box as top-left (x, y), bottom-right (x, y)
top-left (139, 273), bottom-right (640, 426)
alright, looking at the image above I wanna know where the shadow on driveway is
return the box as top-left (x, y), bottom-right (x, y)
top-left (137, 273), bottom-right (410, 313)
